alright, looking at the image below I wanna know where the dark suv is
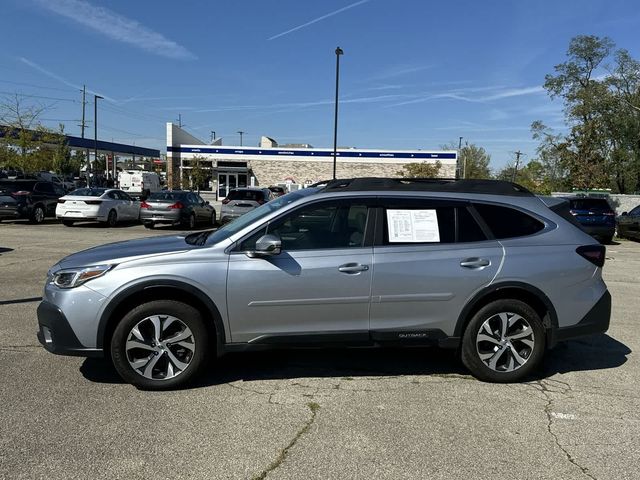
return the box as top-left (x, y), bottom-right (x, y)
top-left (563, 196), bottom-right (615, 244)
top-left (0, 180), bottom-right (64, 223)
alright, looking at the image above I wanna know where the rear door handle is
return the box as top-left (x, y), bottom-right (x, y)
top-left (338, 263), bottom-right (369, 274)
top-left (460, 258), bottom-right (490, 268)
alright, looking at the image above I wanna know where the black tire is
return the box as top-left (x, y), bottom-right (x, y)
top-left (62, 220), bottom-right (74, 227)
top-left (210, 210), bottom-right (217, 226)
top-left (144, 222), bottom-right (155, 229)
top-left (602, 235), bottom-right (614, 245)
top-left (104, 209), bottom-right (117, 228)
top-left (182, 213), bottom-right (196, 230)
top-left (110, 300), bottom-right (209, 390)
top-left (30, 205), bottom-right (45, 224)
top-left (461, 299), bottom-right (545, 383)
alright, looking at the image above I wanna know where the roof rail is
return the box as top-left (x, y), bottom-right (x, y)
top-left (317, 177), bottom-right (533, 196)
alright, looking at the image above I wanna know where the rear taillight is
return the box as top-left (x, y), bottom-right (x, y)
top-left (222, 198), bottom-right (230, 205)
top-left (57, 199), bottom-right (66, 204)
top-left (576, 245), bottom-right (606, 268)
top-left (84, 200), bottom-right (102, 205)
top-left (140, 201), bottom-right (151, 209)
top-left (169, 201), bottom-right (184, 209)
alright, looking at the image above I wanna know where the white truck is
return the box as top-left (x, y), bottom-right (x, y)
top-left (118, 170), bottom-right (161, 198)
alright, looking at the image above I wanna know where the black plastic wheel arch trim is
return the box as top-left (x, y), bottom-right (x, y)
top-left (96, 280), bottom-right (226, 351)
top-left (453, 281), bottom-right (559, 338)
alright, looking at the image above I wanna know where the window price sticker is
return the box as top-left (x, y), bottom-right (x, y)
top-left (387, 209), bottom-right (440, 242)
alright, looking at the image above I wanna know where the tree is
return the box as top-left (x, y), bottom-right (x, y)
top-left (495, 159), bottom-right (553, 194)
top-left (542, 35), bottom-right (614, 189)
top-left (0, 94), bottom-right (48, 173)
top-left (441, 142), bottom-right (492, 179)
top-left (188, 156), bottom-right (210, 191)
top-left (459, 144), bottom-right (491, 179)
top-left (397, 160), bottom-right (441, 178)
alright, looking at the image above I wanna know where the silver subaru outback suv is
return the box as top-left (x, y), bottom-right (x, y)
top-left (37, 178), bottom-right (611, 389)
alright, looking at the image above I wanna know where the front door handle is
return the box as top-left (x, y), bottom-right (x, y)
top-left (338, 263), bottom-right (369, 274)
top-left (460, 258), bottom-right (490, 268)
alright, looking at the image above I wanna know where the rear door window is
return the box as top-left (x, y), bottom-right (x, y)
top-left (379, 198), bottom-right (487, 245)
top-left (228, 190), bottom-right (264, 202)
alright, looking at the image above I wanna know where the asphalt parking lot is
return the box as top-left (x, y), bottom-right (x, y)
top-left (1, 220), bottom-right (638, 480)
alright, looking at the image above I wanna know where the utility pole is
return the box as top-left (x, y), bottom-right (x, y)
top-left (210, 131), bottom-right (216, 143)
top-left (512, 150), bottom-right (523, 183)
top-left (178, 114), bottom-right (183, 128)
top-left (237, 130), bottom-right (245, 146)
top-left (79, 85), bottom-right (87, 138)
top-left (94, 95), bottom-right (103, 184)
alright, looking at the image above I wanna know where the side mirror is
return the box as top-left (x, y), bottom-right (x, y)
top-left (247, 234), bottom-right (281, 258)
top-left (205, 201), bottom-right (210, 205)
top-left (622, 212), bottom-right (628, 216)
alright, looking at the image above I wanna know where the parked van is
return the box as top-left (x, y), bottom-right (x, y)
top-left (118, 170), bottom-right (161, 197)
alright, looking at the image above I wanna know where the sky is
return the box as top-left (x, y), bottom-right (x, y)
top-left (1, 0), bottom-right (640, 169)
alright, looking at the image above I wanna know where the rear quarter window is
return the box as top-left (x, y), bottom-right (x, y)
top-left (473, 203), bottom-right (544, 239)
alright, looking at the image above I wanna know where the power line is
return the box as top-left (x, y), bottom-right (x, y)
top-left (0, 91), bottom-right (78, 102)
top-left (0, 79), bottom-right (75, 93)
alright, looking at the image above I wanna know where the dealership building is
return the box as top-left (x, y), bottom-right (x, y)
top-left (166, 123), bottom-right (457, 199)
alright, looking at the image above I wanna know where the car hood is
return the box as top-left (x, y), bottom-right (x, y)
top-left (55, 234), bottom-right (196, 269)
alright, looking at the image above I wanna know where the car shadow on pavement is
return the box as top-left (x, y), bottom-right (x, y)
top-left (80, 333), bottom-right (631, 389)
top-left (79, 347), bottom-right (467, 387)
top-left (537, 333), bottom-right (631, 378)
top-left (0, 247), bottom-right (14, 255)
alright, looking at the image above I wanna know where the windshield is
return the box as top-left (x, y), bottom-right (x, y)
top-left (69, 188), bottom-right (107, 197)
top-left (185, 188), bottom-right (319, 246)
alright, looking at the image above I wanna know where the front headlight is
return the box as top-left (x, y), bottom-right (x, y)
top-left (50, 265), bottom-right (114, 289)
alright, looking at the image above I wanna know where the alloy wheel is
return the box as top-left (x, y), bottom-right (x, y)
top-left (125, 314), bottom-right (196, 381)
top-left (475, 312), bottom-right (535, 373)
top-left (34, 207), bottom-right (44, 223)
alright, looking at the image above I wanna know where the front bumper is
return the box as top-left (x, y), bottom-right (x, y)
top-left (548, 290), bottom-right (611, 347)
top-left (36, 301), bottom-right (103, 357)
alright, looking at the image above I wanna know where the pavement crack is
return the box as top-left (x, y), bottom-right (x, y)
top-left (252, 402), bottom-right (320, 480)
top-left (532, 380), bottom-right (598, 480)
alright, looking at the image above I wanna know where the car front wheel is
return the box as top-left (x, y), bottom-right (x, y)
top-left (461, 299), bottom-right (545, 383)
top-left (110, 300), bottom-right (209, 390)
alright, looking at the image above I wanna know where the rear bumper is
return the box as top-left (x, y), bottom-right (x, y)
top-left (140, 211), bottom-right (181, 224)
top-left (36, 301), bottom-right (103, 357)
top-left (580, 224), bottom-right (615, 239)
top-left (548, 290), bottom-right (611, 347)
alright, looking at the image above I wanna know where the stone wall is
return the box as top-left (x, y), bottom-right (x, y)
top-left (248, 159), bottom-right (456, 187)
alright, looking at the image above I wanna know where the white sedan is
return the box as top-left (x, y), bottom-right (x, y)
top-left (56, 188), bottom-right (140, 227)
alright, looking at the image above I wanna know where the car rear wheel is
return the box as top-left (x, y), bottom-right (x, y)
top-left (104, 209), bottom-right (117, 227)
top-left (30, 205), bottom-right (45, 224)
top-left (182, 213), bottom-right (196, 229)
top-left (461, 299), bottom-right (545, 383)
top-left (144, 222), bottom-right (155, 229)
top-left (110, 300), bottom-right (209, 390)
top-left (62, 220), bottom-right (74, 227)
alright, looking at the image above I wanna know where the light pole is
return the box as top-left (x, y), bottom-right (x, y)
top-left (458, 136), bottom-right (463, 179)
top-left (93, 94), bottom-right (103, 185)
top-left (237, 130), bottom-right (245, 146)
top-left (211, 131), bottom-right (216, 143)
top-left (332, 46), bottom-right (343, 180)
